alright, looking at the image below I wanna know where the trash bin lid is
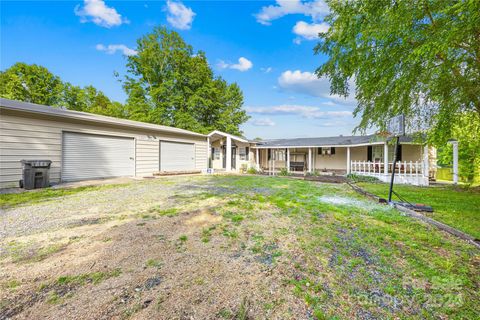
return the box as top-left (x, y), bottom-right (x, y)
top-left (21, 160), bottom-right (52, 167)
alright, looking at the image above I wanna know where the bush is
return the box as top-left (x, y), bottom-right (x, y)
top-left (304, 169), bottom-right (320, 177)
top-left (279, 168), bottom-right (291, 176)
top-left (246, 167), bottom-right (258, 174)
top-left (347, 173), bottom-right (381, 183)
top-left (240, 164), bottom-right (248, 174)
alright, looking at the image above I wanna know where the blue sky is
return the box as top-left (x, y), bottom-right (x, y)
top-left (1, 0), bottom-right (363, 139)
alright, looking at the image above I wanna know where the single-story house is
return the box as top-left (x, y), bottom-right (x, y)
top-left (0, 98), bottom-right (436, 188)
top-left (207, 132), bottom-right (436, 186)
top-left (0, 98), bottom-right (208, 189)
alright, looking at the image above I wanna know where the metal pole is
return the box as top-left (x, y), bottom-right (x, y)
top-left (388, 137), bottom-right (400, 203)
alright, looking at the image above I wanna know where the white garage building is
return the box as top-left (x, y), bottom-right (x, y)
top-left (0, 98), bottom-right (208, 188)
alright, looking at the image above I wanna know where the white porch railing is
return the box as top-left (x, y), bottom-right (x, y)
top-left (350, 160), bottom-right (429, 186)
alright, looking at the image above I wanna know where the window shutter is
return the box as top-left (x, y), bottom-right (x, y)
top-left (397, 145), bottom-right (402, 161)
top-left (211, 147), bottom-right (215, 159)
top-left (331, 147), bottom-right (336, 155)
top-left (268, 149), bottom-right (271, 160)
top-left (367, 146), bottom-right (373, 162)
top-left (246, 147), bottom-right (249, 160)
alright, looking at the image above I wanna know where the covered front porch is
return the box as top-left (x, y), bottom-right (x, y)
top-left (208, 130), bottom-right (252, 172)
top-left (253, 142), bottom-right (433, 186)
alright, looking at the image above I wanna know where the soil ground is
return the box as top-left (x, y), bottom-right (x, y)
top-left (0, 175), bottom-right (478, 319)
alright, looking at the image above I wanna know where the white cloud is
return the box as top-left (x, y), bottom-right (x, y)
top-left (261, 67), bottom-right (273, 73)
top-left (75, 0), bottom-right (127, 28)
top-left (96, 44), bottom-right (137, 56)
top-left (251, 118), bottom-right (276, 126)
top-left (246, 105), bottom-right (352, 119)
top-left (255, 0), bottom-right (329, 25)
top-left (293, 21), bottom-right (329, 41)
top-left (278, 70), bottom-right (356, 104)
top-left (165, 1), bottom-right (196, 30)
top-left (218, 57), bottom-right (253, 72)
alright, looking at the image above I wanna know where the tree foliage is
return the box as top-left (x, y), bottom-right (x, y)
top-left (0, 62), bottom-right (124, 118)
top-left (437, 112), bottom-right (480, 183)
top-left (1, 28), bottom-right (248, 135)
top-left (123, 26), bottom-right (249, 135)
top-left (315, 0), bottom-right (480, 142)
top-left (0, 63), bottom-right (64, 106)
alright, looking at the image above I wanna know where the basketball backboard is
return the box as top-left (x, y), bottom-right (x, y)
top-left (387, 114), bottom-right (405, 137)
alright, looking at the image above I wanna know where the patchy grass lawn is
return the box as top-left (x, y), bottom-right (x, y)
top-left (0, 183), bottom-right (127, 208)
top-left (357, 182), bottom-right (480, 239)
top-left (0, 175), bottom-right (478, 319)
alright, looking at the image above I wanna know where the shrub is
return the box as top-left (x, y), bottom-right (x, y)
top-left (246, 167), bottom-right (258, 174)
top-left (347, 173), bottom-right (380, 183)
top-left (304, 169), bottom-right (320, 177)
top-left (279, 168), bottom-right (291, 176)
top-left (240, 164), bottom-right (248, 173)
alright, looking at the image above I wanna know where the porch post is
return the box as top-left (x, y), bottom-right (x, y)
top-left (448, 140), bottom-right (459, 184)
top-left (207, 137), bottom-right (211, 169)
top-left (286, 148), bottom-right (290, 172)
top-left (383, 142), bottom-right (389, 175)
top-left (347, 147), bottom-right (351, 174)
top-left (308, 148), bottom-right (312, 173)
top-left (423, 145), bottom-right (429, 179)
top-left (226, 136), bottom-right (232, 171)
top-left (255, 148), bottom-right (259, 170)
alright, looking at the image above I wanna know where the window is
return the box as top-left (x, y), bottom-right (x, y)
top-left (371, 145), bottom-right (398, 162)
top-left (269, 149), bottom-right (285, 161)
top-left (213, 148), bottom-right (221, 160)
top-left (319, 147), bottom-right (335, 155)
top-left (239, 147), bottom-right (247, 160)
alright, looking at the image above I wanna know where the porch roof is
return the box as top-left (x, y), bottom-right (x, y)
top-left (255, 134), bottom-right (416, 148)
top-left (208, 130), bottom-right (249, 143)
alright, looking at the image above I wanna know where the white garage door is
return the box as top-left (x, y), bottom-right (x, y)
top-left (62, 132), bottom-right (135, 181)
top-left (160, 141), bottom-right (195, 172)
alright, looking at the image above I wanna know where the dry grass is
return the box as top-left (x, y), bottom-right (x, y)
top-left (0, 175), bottom-right (478, 319)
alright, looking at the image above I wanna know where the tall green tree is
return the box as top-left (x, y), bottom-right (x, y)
top-left (123, 26), bottom-right (249, 135)
top-left (0, 62), bottom-right (64, 106)
top-left (64, 84), bottom-right (126, 118)
top-left (1, 63), bottom-right (125, 118)
top-left (315, 0), bottom-right (480, 142)
top-left (437, 112), bottom-right (480, 183)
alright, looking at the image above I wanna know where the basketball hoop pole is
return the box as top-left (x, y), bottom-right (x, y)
top-left (388, 136), bottom-right (400, 203)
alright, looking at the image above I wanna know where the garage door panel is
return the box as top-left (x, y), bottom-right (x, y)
top-left (62, 132), bottom-right (134, 181)
top-left (160, 141), bottom-right (195, 172)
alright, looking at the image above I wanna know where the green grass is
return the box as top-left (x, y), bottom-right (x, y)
top-left (145, 258), bottom-right (162, 268)
top-left (3, 240), bottom-right (67, 263)
top-left (0, 184), bottom-right (128, 208)
top-left (357, 182), bottom-right (480, 239)
top-left (203, 175), bottom-right (479, 319)
top-left (1, 279), bottom-right (21, 290)
top-left (56, 268), bottom-right (122, 286)
top-left (149, 207), bottom-right (179, 217)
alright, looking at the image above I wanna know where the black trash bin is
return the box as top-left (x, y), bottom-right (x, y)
top-left (20, 160), bottom-right (52, 190)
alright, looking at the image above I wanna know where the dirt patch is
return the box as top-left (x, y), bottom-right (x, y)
top-left (184, 208), bottom-right (222, 227)
top-left (0, 201), bottom-right (305, 319)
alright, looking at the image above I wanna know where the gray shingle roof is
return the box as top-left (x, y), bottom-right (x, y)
top-left (0, 98), bottom-right (205, 137)
top-left (256, 134), bottom-right (415, 147)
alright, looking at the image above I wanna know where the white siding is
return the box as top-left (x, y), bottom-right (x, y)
top-left (0, 111), bottom-right (207, 188)
top-left (135, 139), bottom-right (159, 177)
